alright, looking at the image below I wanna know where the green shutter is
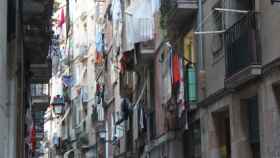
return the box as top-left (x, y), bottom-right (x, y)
top-left (188, 67), bottom-right (197, 102)
top-left (247, 96), bottom-right (260, 144)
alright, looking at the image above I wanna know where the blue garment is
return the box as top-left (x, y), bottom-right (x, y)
top-left (62, 76), bottom-right (73, 87)
top-left (96, 32), bottom-right (104, 53)
top-left (53, 135), bottom-right (59, 145)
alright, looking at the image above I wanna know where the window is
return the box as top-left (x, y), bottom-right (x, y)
top-left (184, 121), bottom-right (201, 158)
top-left (111, 112), bottom-right (124, 140)
top-left (148, 67), bottom-right (156, 139)
top-left (246, 96), bottom-right (260, 158)
top-left (273, 82), bottom-right (280, 106)
top-left (72, 98), bottom-right (80, 127)
top-left (213, 1), bottom-right (223, 30)
top-left (237, 0), bottom-right (255, 10)
top-left (125, 0), bottom-right (132, 8)
top-left (247, 96), bottom-right (260, 144)
top-left (212, 110), bottom-right (231, 158)
top-left (211, 0), bottom-right (224, 58)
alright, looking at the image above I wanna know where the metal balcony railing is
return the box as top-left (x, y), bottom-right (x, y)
top-left (176, 0), bottom-right (198, 5)
top-left (31, 84), bottom-right (49, 97)
top-left (167, 0), bottom-right (197, 5)
top-left (225, 13), bottom-right (260, 77)
top-left (164, 0), bottom-right (197, 10)
top-left (160, 0), bottom-right (197, 31)
top-left (133, 18), bottom-right (155, 43)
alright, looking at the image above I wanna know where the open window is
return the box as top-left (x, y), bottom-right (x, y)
top-left (212, 109), bottom-right (231, 158)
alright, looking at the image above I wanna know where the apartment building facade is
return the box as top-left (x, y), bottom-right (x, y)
top-left (45, 0), bottom-right (280, 158)
top-left (198, 0), bottom-right (280, 158)
top-left (0, 0), bottom-right (53, 157)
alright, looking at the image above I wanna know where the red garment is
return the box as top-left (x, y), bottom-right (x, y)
top-left (172, 53), bottom-right (181, 85)
top-left (96, 83), bottom-right (101, 92)
top-left (95, 53), bottom-right (103, 64)
top-left (31, 125), bottom-right (36, 152)
top-left (120, 53), bottom-right (129, 72)
top-left (58, 8), bottom-right (65, 27)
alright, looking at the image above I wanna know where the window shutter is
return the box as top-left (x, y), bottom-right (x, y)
top-left (273, 82), bottom-right (280, 106)
top-left (187, 66), bottom-right (197, 102)
top-left (247, 96), bottom-right (260, 144)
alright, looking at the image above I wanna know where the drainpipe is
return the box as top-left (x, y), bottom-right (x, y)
top-left (197, 0), bottom-right (204, 71)
top-left (16, 0), bottom-right (25, 157)
top-left (196, 0), bottom-right (206, 100)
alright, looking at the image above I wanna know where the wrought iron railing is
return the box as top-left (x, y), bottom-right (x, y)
top-left (224, 13), bottom-right (260, 77)
top-left (176, 0), bottom-right (198, 4)
top-left (166, 0), bottom-right (197, 8)
top-left (160, 0), bottom-right (197, 28)
top-left (131, 18), bottom-right (155, 43)
top-left (167, 0), bottom-right (197, 12)
top-left (31, 84), bottom-right (49, 96)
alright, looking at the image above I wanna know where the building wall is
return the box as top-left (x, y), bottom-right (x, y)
top-left (230, 85), bottom-right (260, 158)
top-left (200, 95), bottom-right (230, 158)
top-left (259, 68), bottom-right (280, 158)
top-left (202, 0), bottom-right (225, 98)
top-left (0, 0), bottom-right (16, 158)
top-left (154, 51), bottom-right (167, 137)
top-left (199, 1), bottom-right (280, 158)
top-left (201, 85), bottom-right (261, 158)
top-left (257, 6), bottom-right (280, 157)
top-left (259, 0), bottom-right (280, 65)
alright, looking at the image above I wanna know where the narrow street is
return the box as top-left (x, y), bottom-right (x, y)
top-left (1, 0), bottom-right (280, 158)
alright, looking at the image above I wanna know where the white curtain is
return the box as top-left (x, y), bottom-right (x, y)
top-left (122, 0), bottom-right (155, 52)
top-left (111, 0), bottom-right (123, 49)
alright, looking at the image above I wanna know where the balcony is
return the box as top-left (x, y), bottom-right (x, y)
top-left (162, 0), bottom-right (198, 33)
top-left (31, 83), bottom-right (49, 111)
top-left (75, 121), bottom-right (89, 146)
top-left (91, 108), bottom-right (99, 122)
top-left (132, 17), bottom-right (157, 65)
top-left (224, 13), bottom-right (261, 88)
top-left (23, 0), bottom-right (53, 84)
top-left (139, 40), bottom-right (156, 64)
top-left (77, 132), bottom-right (89, 146)
top-left (30, 64), bottom-right (51, 84)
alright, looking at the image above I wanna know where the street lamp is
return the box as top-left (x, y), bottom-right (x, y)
top-left (51, 95), bottom-right (65, 115)
top-left (98, 128), bottom-right (106, 143)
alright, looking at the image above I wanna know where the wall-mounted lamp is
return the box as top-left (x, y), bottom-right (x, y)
top-left (51, 95), bottom-right (65, 115)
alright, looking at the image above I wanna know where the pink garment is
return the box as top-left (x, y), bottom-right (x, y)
top-left (177, 60), bottom-right (185, 117)
top-left (58, 8), bottom-right (65, 27)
